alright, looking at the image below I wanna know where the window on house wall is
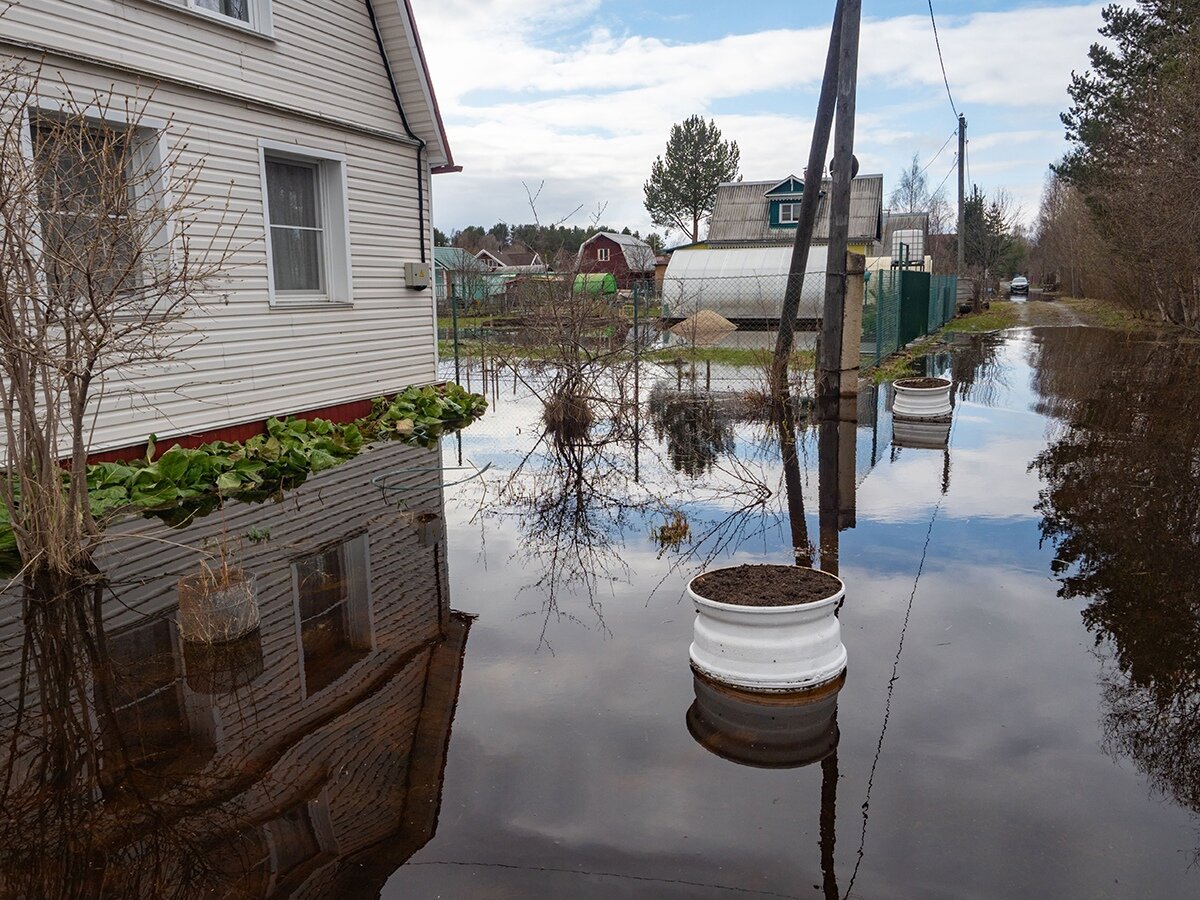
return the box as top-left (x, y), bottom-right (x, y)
top-left (260, 144), bottom-right (351, 304)
top-left (30, 112), bottom-right (167, 303)
top-left (779, 202), bottom-right (799, 224)
top-left (193, 0), bottom-right (249, 21)
top-left (598, 247), bottom-right (611, 262)
top-left (187, 0), bottom-right (271, 33)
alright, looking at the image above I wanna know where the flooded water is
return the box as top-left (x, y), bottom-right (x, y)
top-left (2, 325), bottom-right (1198, 897)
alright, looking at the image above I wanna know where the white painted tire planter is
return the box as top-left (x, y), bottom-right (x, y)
top-left (688, 566), bottom-right (848, 693)
top-left (892, 417), bottom-right (952, 450)
top-left (892, 377), bottom-right (952, 420)
top-left (687, 670), bottom-right (843, 768)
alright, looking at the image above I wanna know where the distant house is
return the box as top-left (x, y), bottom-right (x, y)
top-left (662, 174), bottom-right (884, 320)
top-left (704, 173), bottom-right (883, 251)
top-left (475, 243), bottom-right (548, 273)
top-left (578, 232), bottom-right (656, 291)
top-left (2, 0), bottom-right (458, 457)
top-left (434, 247), bottom-right (499, 304)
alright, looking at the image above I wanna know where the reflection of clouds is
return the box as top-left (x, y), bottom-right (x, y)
top-left (863, 436), bottom-right (1046, 524)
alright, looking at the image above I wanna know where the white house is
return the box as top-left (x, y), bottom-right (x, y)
top-left (0, 0), bottom-right (457, 457)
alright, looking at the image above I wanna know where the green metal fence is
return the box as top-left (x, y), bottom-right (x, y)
top-left (863, 270), bottom-right (958, 364)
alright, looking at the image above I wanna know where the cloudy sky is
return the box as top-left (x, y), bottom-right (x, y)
top-left (410, 0), bottom-right (1106, 240)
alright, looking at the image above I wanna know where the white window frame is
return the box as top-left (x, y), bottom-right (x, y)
top-left (597, 246), bottom-right (611, 262)
top-left (290, 534), bottom-right (375, 700)
top-left (185, 0), bottom-right (273, 36)
top-left (23, 102), bottom-right (174, 314)
top-left (259, 140), bottom-right (353, 308)
top-left (778, 202), bottom-right (799, 225)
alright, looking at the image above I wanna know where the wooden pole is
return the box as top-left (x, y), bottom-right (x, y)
top-left (816, 0), bottom-right (862, 406)
top-left (769, 0), bottom-right (845, 405)
top-left (957, 113), bottom-right (966, 274)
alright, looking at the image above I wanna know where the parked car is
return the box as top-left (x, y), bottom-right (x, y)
top-left (1010, 275), bottom-right (1030, 295)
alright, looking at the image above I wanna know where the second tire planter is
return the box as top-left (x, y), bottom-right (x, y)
top-left (892, 376), bottom-right (952, 420)
top-left (688, 564), bottom-right (847, 693)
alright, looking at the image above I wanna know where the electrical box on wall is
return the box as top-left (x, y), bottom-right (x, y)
top-left (405, 262), bottom-right (430, 290)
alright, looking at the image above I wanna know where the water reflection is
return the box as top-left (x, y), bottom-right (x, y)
top-left (646, 384), bottom-right (736, 478)
top-left (1031, 327), bottom-right (1200, 850)
top-left (687, 671), bottom-right (843, 769)
top-left (0, 442), bottom-right (472, 896)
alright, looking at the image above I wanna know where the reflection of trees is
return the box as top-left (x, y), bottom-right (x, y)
top-left (502, 429), bottom-right (672, 647)
top-left (491, 364), bottom-right (788, 648)
top-left (1030, 327), bottom-right (1200, 839)
top-left (946, 332), bottom-right (1006, 406)
top-left (0, 579), bottom-right (232, 898)
top-left (647, 384), bottom-right (735, 477)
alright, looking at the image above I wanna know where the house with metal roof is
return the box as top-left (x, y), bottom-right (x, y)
top-left (705, 174), bottom-right (884, 248)
top-left (578, 231), bottom-right (656, 290)
top-left (661, 174), bottom-right (884, 321)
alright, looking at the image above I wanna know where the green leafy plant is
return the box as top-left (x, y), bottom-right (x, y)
top-left (0, 382), bottom-right (487, 559)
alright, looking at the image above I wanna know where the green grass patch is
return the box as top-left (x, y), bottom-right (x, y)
top-left (644, 346), bottom-right (814, 367)
top-left (943, 301), bottom-right (1020, 333)
top-left (869, 336), bottom-right (941, 384)
top-left (1062, 297), bottom-right (1143, 330)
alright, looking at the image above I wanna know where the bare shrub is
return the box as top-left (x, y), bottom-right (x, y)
top-left (0, 62), bottom-right (238, 579)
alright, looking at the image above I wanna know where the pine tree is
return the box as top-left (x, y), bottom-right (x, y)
top-left (643, 115), bottom-right (740, 244)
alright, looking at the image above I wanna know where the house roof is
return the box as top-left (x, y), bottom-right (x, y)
top-left (707, 175), bottom-right (884, 246)
top-left (434, 247), bottom-right (484, 270)
top-left (475, 245), bottom-right (544, 268)
top-left (579, 232), bottom-right (656, 273)
top-left (370, 0), bottom-right (457, 173)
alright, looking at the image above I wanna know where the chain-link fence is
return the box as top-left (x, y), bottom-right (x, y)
top-left (438, 269), bottom-right (959, 437)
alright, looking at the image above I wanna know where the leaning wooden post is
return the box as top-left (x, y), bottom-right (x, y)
top-left (769, 0), bottom-right (845, 406)
top-left (816, 0), bottom-right (862, 408)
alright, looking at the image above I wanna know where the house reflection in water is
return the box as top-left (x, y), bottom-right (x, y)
top-left (0, 441), bottom-right (471, 897)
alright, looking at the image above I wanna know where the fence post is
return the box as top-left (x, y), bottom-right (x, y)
top-left (838, 252), bottom-right (865, 396)
top-left (450, 289), bottom-right (461, 385)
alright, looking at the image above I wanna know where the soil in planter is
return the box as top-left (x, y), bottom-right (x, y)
top-left (895, 377), bottom-right (950, 389)
top-left (692, 564), bottom-right (842, 607)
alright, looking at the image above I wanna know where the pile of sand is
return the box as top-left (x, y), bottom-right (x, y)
top-left (670, 310), bottom-right (737, 346)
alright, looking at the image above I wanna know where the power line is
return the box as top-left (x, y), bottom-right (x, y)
top-left (927, 0), bottom-right (959, 119)
top-left (920, 129), bottom-right (957, 178)
top-left (931, 153), bottom-right (958, 198)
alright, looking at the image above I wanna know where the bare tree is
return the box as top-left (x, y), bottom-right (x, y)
top-left (0, 62), bottom-right (237, 582)
top-left (888, 153), bottom-right (953, 233)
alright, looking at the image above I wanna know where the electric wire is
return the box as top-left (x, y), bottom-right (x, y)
top-left (927, 0), bottom-right (959, 118)
top-left (841, 412), bottom-right (960, 899)
top-left (931, 154), bottom-right (958, 198)
top-left (919, 130), bottom-right (957, 178)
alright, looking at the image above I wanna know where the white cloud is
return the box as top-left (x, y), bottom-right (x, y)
top-left (411, 1), bottom-right (1104, 233)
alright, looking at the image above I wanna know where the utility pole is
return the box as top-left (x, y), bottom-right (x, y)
top-left (956, 113), bottom-right (966, 273)
top-left (816, 0), bottom-right (863, 405)
top-left (769, 0), bottom-right (844, 405)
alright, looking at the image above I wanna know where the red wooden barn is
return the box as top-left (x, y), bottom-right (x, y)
top-left (578, 232), bottom-right (656, 290)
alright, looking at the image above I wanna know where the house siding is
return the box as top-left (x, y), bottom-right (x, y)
top-left (1, 0), bottom-right (415, 141)
top-left (2, 38), bottom-right (439, 454)
top-left (0, 443), bottom-right (471, 892)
